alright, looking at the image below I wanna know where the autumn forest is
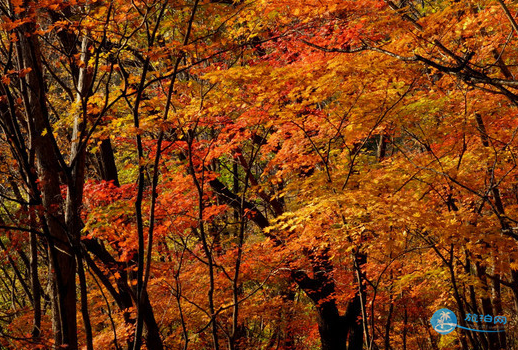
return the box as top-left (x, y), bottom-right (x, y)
top-left (2, 0), bottom-right (518, 349)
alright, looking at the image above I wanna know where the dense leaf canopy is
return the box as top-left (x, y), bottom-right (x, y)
top-left (0, 0), bottom-right (517, 349)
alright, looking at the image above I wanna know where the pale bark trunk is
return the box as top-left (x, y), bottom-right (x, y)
top-left (66, 35), bottom-right (92, 350)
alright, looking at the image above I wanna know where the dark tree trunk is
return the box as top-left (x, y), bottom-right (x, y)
top-left (16, 17), bottom-right (78, 349)
top-left (317, 302), bottom-right (348, 350)
top-left (141, 289), bottom-right (164, 350)
top-left (97, 139), bottom-right (120, 186)
top-left (30, 229), bottom-right (41, 339)
top-left (292, 248), bottom-right (361, 350)
top-left (210, 179), bottom-right (365, 350)
top-left (83, 238), bottom-right (164, 350)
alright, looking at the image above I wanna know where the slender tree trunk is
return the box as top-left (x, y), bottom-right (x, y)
top-left (30, 228), bottom-right (41, 339)
top-left (402, 305), bottom-right (407, 350)
top-left (384, 288), bottom-right (394, 350)
top-left (448, 262), bottom-right (476, 350)
top-left (83, 238), bottom-right (164, 349)
top-left (352, 252), bottom-right (368, 349)
top-left (281, 288), bottom-right (296, 350)
top-left (491, 263), bottom-right (506, 349)
top-left (66, 33), bottom-right (93, 350)
top-left (475, 263), bottom-right (499, 350)
top-left (0, 240), bottom-right (33, 303)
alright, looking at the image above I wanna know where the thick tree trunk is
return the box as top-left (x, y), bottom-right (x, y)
top-left (16, 17), bottom-right (78, 349)
top-left (97, 139), bottom-right (120, 186)
top-left (292, 248), bottom-right (357, 350)
top-left (210, 180), bottom-right (362, 350)
top-left (141, 289), bottom-right (164, 350)
top-left (317, 302), bottom-right (347, 350)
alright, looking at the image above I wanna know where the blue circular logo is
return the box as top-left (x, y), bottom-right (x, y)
top-left (430, 308), bottom-right (457, 334)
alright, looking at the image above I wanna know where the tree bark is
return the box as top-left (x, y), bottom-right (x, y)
top-left (16, 16), bottom-right (78, 349)
top-left (98, 139), bottom-right (120, 186)
top-left (83, 238), bottom-right (164, 349)
top-left (210, 179), bottom-right (361, 350)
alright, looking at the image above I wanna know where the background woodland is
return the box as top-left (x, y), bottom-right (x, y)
top-left (0, 0), bottom-right (517, 349)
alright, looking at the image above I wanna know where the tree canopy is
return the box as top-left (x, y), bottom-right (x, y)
top-left (0, 0), bottom-right (517, 349)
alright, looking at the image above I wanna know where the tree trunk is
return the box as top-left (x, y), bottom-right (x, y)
top-left (318, 302), bottom-right (348, 350)
top-left (97, 139), bottom-right (120, 186)
top-left (292, 248), bottom-right (354, 350)
top-left (83, 238), bottom-right (164, 350)
top-left (16, 16), bottom-right (78, 349)
top-left (211, 179), bottom-right (360, 350)
top-left (30, 228), bottom-right (41, 339)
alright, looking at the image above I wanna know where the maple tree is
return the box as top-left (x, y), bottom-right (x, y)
top-left (1, 0), bottom-right (518, 349)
